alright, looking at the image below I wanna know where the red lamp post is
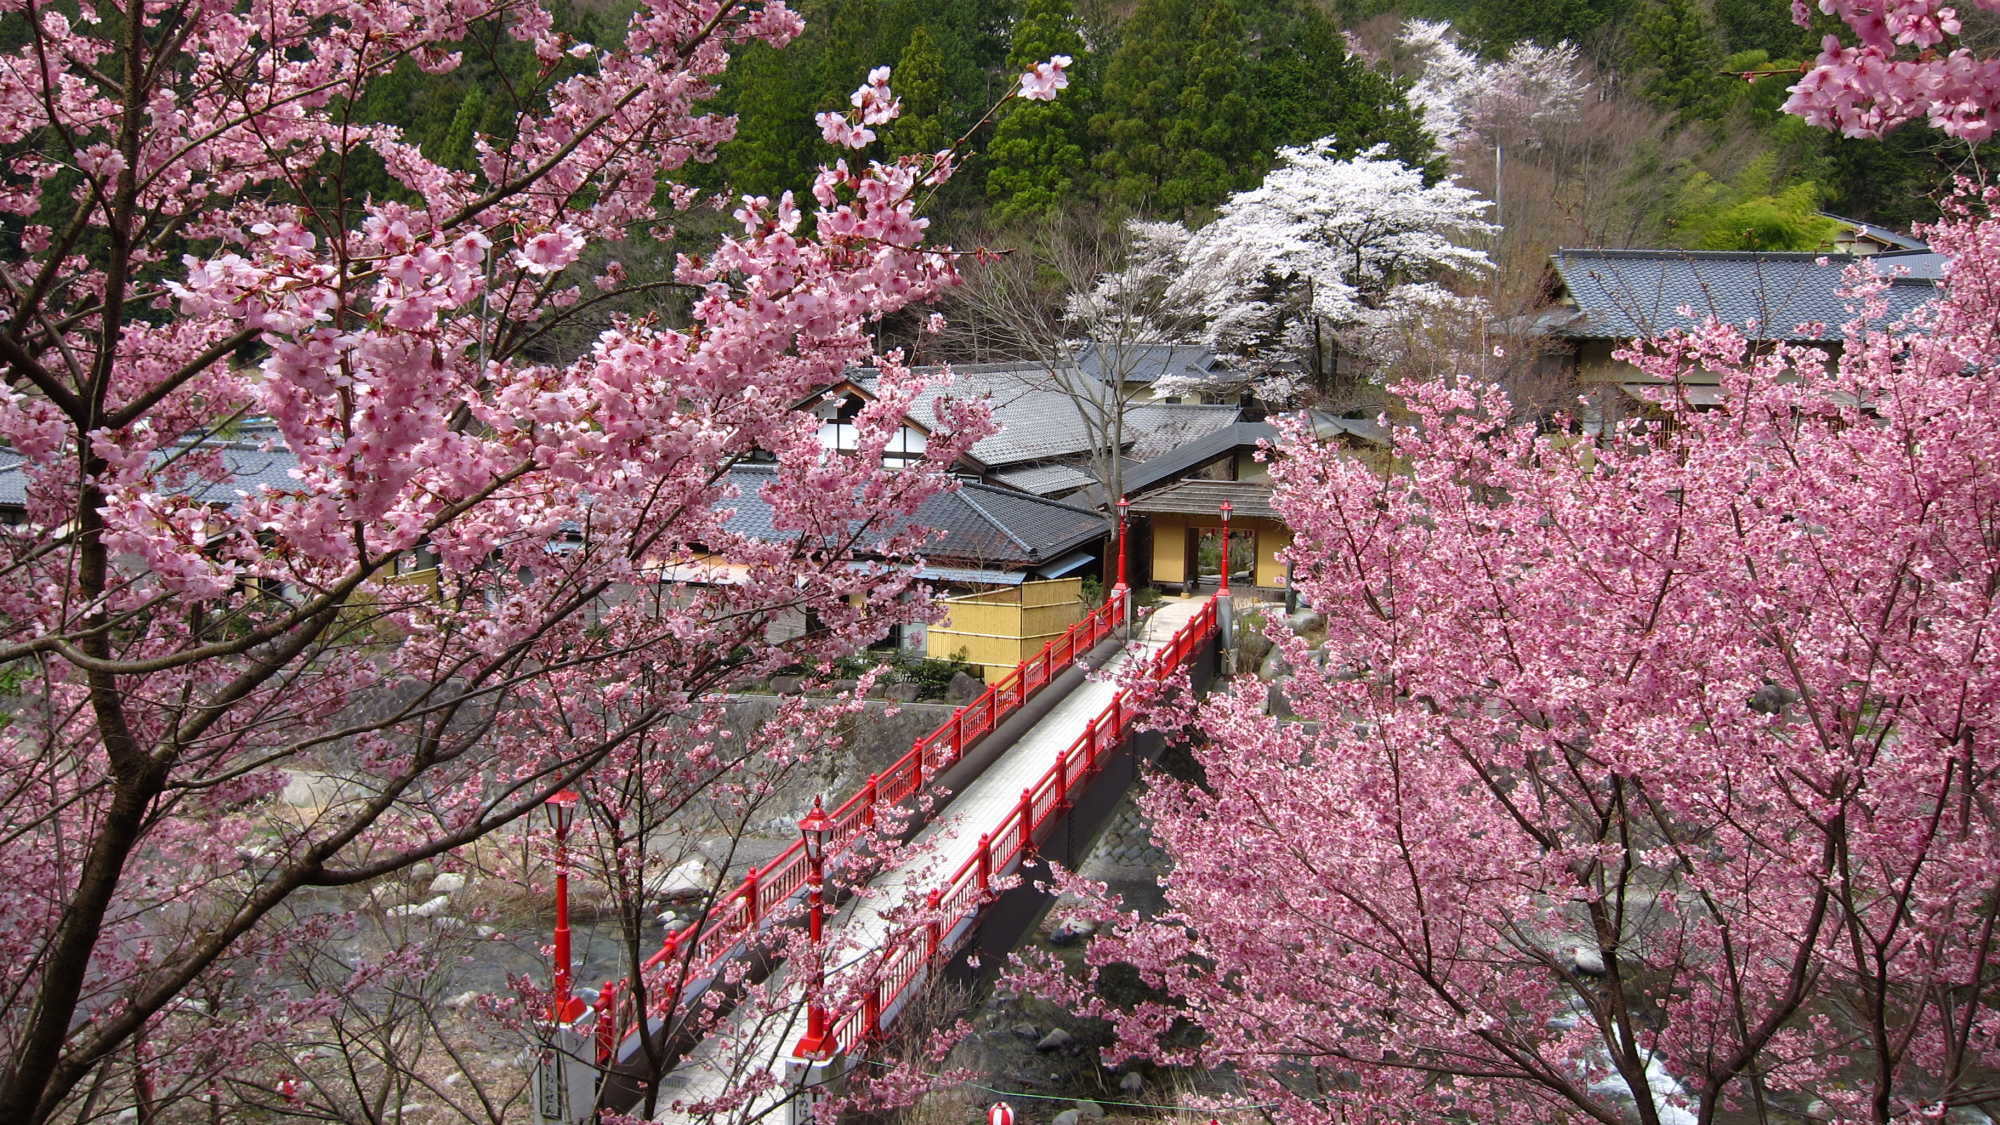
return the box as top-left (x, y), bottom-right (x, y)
top-left (545, 789), bottom-right (586, 1025)
top-left (1114, 496), bottom-right (1130, 593)
top-left (1217, 500), bottom-right (1233, 597)
top-left (793, 796), bottom-right (837, 1061)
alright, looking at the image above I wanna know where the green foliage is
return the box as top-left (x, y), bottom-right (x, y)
top-left (886, 26), bottom-right (954, 157)
top-left (1668, 155), bottom-right (1843, 250)
top-left (1091, 0), bottom-right (1432, 216)
top-left (832, 647), bottom-right (980, 700)
top-left (1637, 0), bottom-right (1723, 119)
top-left (1460, 0), bottom-right (1633, 52)
top-left (987, 0), bottom-right (1095, 223)
top-left (1253, 2), bottom-right (1440, 179)
top-left (1159, 0), bottom-right (1262, 214)
top-left (1711, 0), bottom-right (1815, 54)
top-left (1090, 0), bottom-right (1209, 212)
top-left (709, 0), bottom-right (1015, 199)
top-left (1709, 50), bottom-right (1946, 230)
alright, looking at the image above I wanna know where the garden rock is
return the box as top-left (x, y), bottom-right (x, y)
top-left (1046, 916), bottom-right (1096, 946)
top-left (426, 872), bottom-right (466, 897)
top-left (1073, 1099), bottom-right (1105, 1119)
top-left (1035, 1028), bottom-right (1073, 1052)
top-left (1565, 942), bottom-right (1607, 976)
top-left (1010, 1022), bottom-right (1039, 1042)
top-left (648, 857), bottom-right (717, 903)
top-left (946, 671), bottom-right (983, 703)
top-left (1119, 1072), bottom-right (1144, 1097)
top-left (883, 681), bottom-right (921, 703)
top-left (388, 895), bottom-right (452, 919)
top-left (1051, 1112), bottom-right (1079, 1125)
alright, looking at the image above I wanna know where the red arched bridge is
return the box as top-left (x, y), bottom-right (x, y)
top-left (533, 589), bottom-right (1223, 1124)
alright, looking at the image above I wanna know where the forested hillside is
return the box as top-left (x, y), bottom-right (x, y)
top-left (211, 0), bottom-right (1974, 254)
top-left (318, 0), bottom-right (1975, 367)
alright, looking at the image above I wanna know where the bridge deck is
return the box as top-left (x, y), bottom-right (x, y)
top-left (648, 596), bottom-right (1211, 1122)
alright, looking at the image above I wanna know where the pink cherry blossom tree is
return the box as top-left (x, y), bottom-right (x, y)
top-left (1027, 5), bottom-right (2000, 1124)
top-left (0, 0), bottom-right (1065, 1117)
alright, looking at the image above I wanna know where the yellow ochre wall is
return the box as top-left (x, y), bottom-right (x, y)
top-left (1145, 515), bottom-right (1290, 590)
top-left (926, 578), bottom-right (1088, 682)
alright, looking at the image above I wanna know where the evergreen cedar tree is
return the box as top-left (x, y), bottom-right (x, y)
top-left (986, 0), bottom-right (1093, 224)
top-left (0, 0), bottom-right (1072, 1118)
top-left (715, 0), bottom-right (1437, 222)
top-left (1016, 2), bottom-right (2000, 1124)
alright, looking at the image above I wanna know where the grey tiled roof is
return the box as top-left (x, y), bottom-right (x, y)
top-left (722, 466), bottom-right (1104, 568)
top-left (990, 462), bottom-right (1098, 497)
top-left (1117, 412), bottom-right (1384, 502)
top-left (1821, 212), bottom-right (1929, 251)
top-left (1127, 479), bottom-right (1279, 521)
top-left (1124, 403), bottom-right (1244, 461)
top-left (1550, 248), bottom-right (1941, 343)
top-left (0, 437), bottom-right (298, 512)
top-left (1072, 341), bottom-right (1222, 385)
top-left (1124, 422), bottom-right (1279, 497)
top-left (855, 363), bottom-right (1111, 468)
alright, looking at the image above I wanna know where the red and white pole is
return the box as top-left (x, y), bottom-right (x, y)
top-left (1115, 496), bottom-right (1132, 631)
top-left (1217, 500), bottom-right (1233, 598)
top-left (545, 789), bottom-right (584, 1025)
top-left (794, 797), bottom-right (836, 1061)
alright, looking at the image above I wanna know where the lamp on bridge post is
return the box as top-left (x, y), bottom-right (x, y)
top-left (545, 789), bottom-right (586, 1026)
top-left (1217, 500), bottom-right (1233, 598)
top-left (793, 796), bottom-right (837, 1061)
top-left (1114, 496), bottom-right (1132, 631)
top-left (1115, 496), bottom-right (1130, 592)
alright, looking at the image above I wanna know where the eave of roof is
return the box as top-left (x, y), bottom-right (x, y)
top-left (1127, 478), bottom-right (1280, 521)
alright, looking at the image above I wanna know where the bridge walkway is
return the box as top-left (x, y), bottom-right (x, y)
top-left (646, 596), bottom-right (1214, 1122)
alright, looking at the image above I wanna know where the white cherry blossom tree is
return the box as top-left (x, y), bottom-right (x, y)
top-left (1083, 142), bottom-right (1496, 405)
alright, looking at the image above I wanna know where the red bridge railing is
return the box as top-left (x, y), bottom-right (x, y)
top-left (823, 594), bottom-right (1218, 1056)
top-left (634, 586), bottom-right (1135, 1004)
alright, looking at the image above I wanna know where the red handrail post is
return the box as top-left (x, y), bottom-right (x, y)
top-left (976, 833), bottom-right (992, 897)
top-left (1058, 749), bottom-right (1071, 805)
top-left (652, 933), bottom-right (682, 1015)
top-left (950, 708), bottom-right (964, 763)
top-left (595, 979), bottom-right (618, 1065)
top-left (1019, 788), bottom-right (1035, 856)
top-left (925, 889), bottom-right (943, 962)
top-left (864, 984), bottom-right (883, 1042)
top-left (864, 774), bottom-right (878, 831)
top-left (741, 869), bottom-right (760, 931)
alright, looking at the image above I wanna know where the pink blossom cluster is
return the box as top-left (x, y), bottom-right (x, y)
top-left (1034, 193), bottom-right (2000, 1123)
top-left (1019, 55), bottom-right (1073, 101)
top-left (1787, 0), bottom-right (2000, 138)
top-left (0, 0), bottom-right (1032, 1117)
